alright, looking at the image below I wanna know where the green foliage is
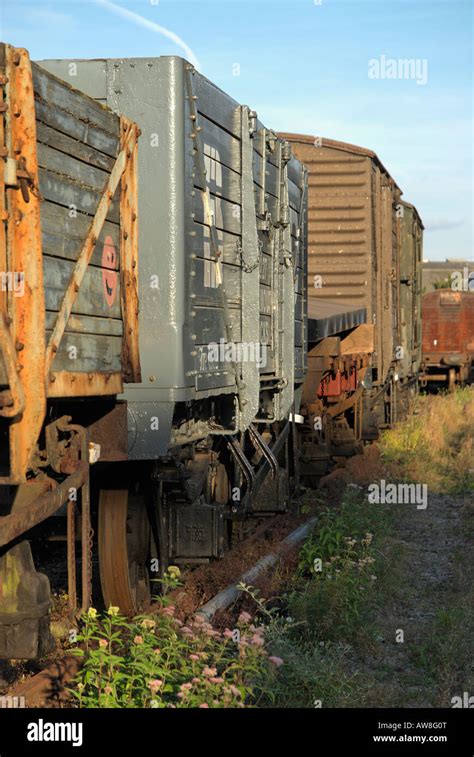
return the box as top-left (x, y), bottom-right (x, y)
top-left (68, 569), bottom-right (271, 708)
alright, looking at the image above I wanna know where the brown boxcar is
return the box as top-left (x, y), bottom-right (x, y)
top-left (421, 289), bottom-right (474, 389)
top-left (279, 134), bottom-right (403, 391)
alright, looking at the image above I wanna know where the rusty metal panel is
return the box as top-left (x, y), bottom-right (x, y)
top-left (0, 43), bottom-right (140, 484)
top-left (0, 45), bottom-right (45, 484)
top-left (422, 290), bottom-right (474, 360)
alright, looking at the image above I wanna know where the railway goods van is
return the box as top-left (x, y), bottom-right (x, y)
top-left (0, 44), bottom-right (308, 657)
top-left (421, 290), bottom-right (474, 389)
top-left (280, 134), bottom-right (423, 435)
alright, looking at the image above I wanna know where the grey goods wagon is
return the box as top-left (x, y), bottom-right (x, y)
top-left (279, 134), bottom-right (423, 433)
top-left (0, 45), bottom-right (308, 658)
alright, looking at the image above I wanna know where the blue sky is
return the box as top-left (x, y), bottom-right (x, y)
top-left (2, 0), bottom-right (472, 261)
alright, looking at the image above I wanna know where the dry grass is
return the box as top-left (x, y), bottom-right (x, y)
top-left (378, 387), bottom-right (474, 493)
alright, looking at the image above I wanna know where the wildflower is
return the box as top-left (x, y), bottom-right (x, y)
top-left (223, 628), bottom-right (234, 639)
top-left (77, 683), bottom-right (84, 691)
top-left (202, 666), bottom-right (217, 678)
top-left (250, 633), bottom-right (264, 647)
top-left (238, 611), bottom-right (252, 625)
top-left (210, 677), bottom-right (225, 684)
top-left (104, 685), bottom-right (113, 696)
top-left (268, 656), bottom-right (284, 667)
top-left (141, 618), bottom-right (156, 630)
top-left (87, 607), bottom-right (98, 619)
top-left (148, 679), bottom-right (163, 694)
top-left (161, 605), bottom-right (175, 617)
top-left (153, 648), bottom-right (161, 655)
top-left (229, 685), bottom-right (241, 698)
top-left (167, 566), bottom-right (181, 579)
top-left (98, 638), bottom-right (108, 648)
top-left (199, 703), bottom-right (209, 708)
top-left (180, 683), bottom-right (193, 692)
top-left (189, 654), bottom-right (200, 661)
top-left (107, 606), bottom-right (119, 616)
top-left (134, 635), bottom-right (144, 645)
top-left (180, 626), bottom-right (194, 636)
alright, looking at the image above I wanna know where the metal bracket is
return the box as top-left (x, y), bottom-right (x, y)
top-left (227, 436), bottom-right (255, 496)
top-left (248, 424), bottom-right (278, 480)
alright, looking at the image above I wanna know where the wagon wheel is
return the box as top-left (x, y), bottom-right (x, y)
top-left (98, 488), bottom-right (151, 615)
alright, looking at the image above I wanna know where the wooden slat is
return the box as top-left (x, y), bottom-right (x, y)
top-left (45, 311), bottom-right (123, 337)
top-left (43, 256), bottom-right (122, 319)
top-left (46, 330), bottom-right (123, 373)
top-left (36, 121), bottom-right (114, 172)
top-left (41, 201), bottom-right (120, 268)
top-left (32, 63), bottom-right (119, 136)
top-left (37, 142), bottom-right (111, 190)
top-left (38, 168), bottom-right (120, 223)
top-left (35, 98), bottom-right (118, 158)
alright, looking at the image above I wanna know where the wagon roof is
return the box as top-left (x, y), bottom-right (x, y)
top-left (278, 132), bottom-right (402, 193)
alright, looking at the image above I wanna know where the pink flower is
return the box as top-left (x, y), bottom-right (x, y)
top-left (148, 679), bottom-right (163, 693)
top-left (189, 654), bottom-right (200, 661)
top-left (98, 639), bottom-right (108, 648)
top-left (153, 648), bottom-right (161, 655)
top-left (223, 628), bottom-right (234, 639)
top-left (161, 605), bottom-right (175, 617)
top-left (238, 611), bottom-right (252, 625)
top-left (268, 656), bottom-right (284, 667)
top-left (104, 685), bottom-right (113, 695)
top-left (229, 684), bottom-right (241, 698)
top-left (210, 677), bottom-right (225, 684)
top-left (180, 626), bottom-right (194, 636)
top-left (199, 703), bottom-right (209, 708)
top-left (192, 677), bottom-right (201, 684)
top-left (251, 633), bottom-right (265, 647)
top-left (202, 666), bottom-right (217, 678)
top-left (134, 635), bottom-right (144, 645)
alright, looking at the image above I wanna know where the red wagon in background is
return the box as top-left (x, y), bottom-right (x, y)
top-left (421, 290), bottom-right (474, 390)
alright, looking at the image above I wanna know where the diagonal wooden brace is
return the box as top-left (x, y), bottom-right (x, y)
top-left (44, 122), bottom-right (138, 376)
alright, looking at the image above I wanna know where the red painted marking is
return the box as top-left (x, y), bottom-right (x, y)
top-left (102, 235), bottom-right (118, 307)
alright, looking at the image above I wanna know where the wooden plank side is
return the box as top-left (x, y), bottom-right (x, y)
top-left (41, 201), bottom-right (120, 268)
top-left (47, 330), bottom-right (123, 373)
top-left (38, 168), bottom-right (120, 223)
top-left (45, 311), bottom-right (123, 337)
top-left (43, 256), bottom-right (122, 319)
top-left (35, 98), bottom-right (118, 158)
top-left (38, 142), bottom-right (110, 193)
top-left (32, 63), bottom-right (119, 136)
top-left (36, 121), bottom-right (115, 172)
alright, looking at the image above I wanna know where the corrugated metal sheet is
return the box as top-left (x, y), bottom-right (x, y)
top-left (279, 133), bottom-right (401, 386)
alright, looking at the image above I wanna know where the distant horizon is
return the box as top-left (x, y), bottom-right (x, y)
top-left (2, 0), bottom-right (472, 262)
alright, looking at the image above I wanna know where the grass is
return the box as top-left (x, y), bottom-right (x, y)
top-left (251, 387), bottom-right (474, 708)
top-left (378, 387), bottom-right (474, 494)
